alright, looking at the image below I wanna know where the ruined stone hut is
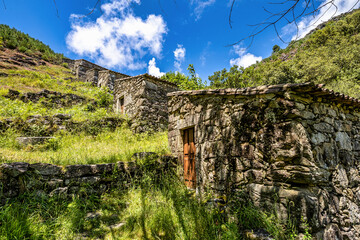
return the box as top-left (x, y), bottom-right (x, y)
top-left (114, 73), bottom-right (178, 132)
top-left (66, 59), bottom-right (129, 90)
top-left (167, 82), bottom-right (360, 239)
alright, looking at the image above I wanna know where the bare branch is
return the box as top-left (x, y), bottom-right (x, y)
top-left (79, 0), bottom-right (102, 18)
top-left (229, 0), bottom-right (360, 47)
top-left (229, 0), bottom-right (236, 29)
top-left (52, 0), bottom-right (59, 18)
top-left (2, 0), bottom-right (6, 9)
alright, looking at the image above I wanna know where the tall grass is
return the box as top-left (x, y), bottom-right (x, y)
top-left (0, 96), bottom-right (117, 121)
top-left (0, 125), bottom-right (170, 165)
top-left (0, 166), bottom-right (294, 240)
top-left (0, 65), bottom-right (102, 100)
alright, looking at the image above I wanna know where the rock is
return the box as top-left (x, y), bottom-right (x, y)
top-left (85, 212), bottom-right (102, 220)
top-left (16, 137), bottom-right (54, 147)
top-left (0, 162), bottom-right (29, 177)
top-left (243, 229), bottom-right (274, 240)
top-left (311, 133), bottom-right (329, 145)
top-left (65, 163), bottom-right (114, 178)
top-left (30, 163), bottom-right (63, 176)
top-left (49, 187), bottom-right (68, 197)
top-left (314, 123), bottom-right (334, 133)
top-left (335, 132), bottom-right (352, 151)
top-left (132, 152), bottom-right (158, 160)
top-left (53, 113), bottom-right (72, 120)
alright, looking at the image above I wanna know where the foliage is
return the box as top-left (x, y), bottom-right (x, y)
top-left (0, 168), bottom-right (299, 240)
top-left (162, 64), bottom-right (205, 90)
top-left (0, 24), bottom-right (64, 63)
top-left (0, 65), bottom-right (104, 100)
top-left (272, 45), bottom-right (281, 53)
top-left (0, 125), bottom-right (170, 165)
top-left (208, 9), bottom-right (360, 98)
top-left (95, 87), bottom-right (113, 108)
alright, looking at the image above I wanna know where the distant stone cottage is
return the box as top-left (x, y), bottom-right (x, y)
top-left (167, 82), bottom-right (360, 239)
top-left (67, 59), bottom-right (129, 89)
top-left (114, 73), bottom-right (178, 132)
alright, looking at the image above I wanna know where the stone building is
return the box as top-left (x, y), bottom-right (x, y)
top-left (70, 59), bottom-right (129, 88)
top-left (98, 70), bottom-right (128, 91)
top-left (167, 82), bottom-right (360, 239)
top-left (114, 73), bottom-right (178, 132)
top-left (73, 59), bottom-right (107, 82)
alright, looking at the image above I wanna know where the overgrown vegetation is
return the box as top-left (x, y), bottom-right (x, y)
top-left (208, 9), bottom-right (360, 98)
top-left (0, 165), bottom-right (300, 240)
top-left (0, 125), bottom-right (169, 165)
top-left (0, 24), bottom-right (64, 63)
top-left (0, 65), bottom-right (107, 100)
top-left (162, 64), bottom-right (205, 90)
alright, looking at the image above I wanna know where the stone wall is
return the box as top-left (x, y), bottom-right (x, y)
top-left (167, 83), bottom-right (360, 239)
top-left (85, 69), bottom-right (99, 85)
top-left (0, 155), bottom-right (176, 203)
top-left (5, 89), bottom-right (89, 108)
top-left (98, 70), bottom-right (129, 91)
top-left (73, 59), bottom-right (107, 82)
top-left (0, 115), bottom-right (127, 136)
top-left (114, 74), bottom-right (178, 132)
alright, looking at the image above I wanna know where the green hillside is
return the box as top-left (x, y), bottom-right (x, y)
top-left (0, 24), bottom-right (64, 63)
top-left (0, 26), bottom-right (169, 165)
top-left (209, 9), bottom-right (360, 98)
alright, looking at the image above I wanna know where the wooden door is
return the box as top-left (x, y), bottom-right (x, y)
top-left (120, 98), bottom-right (124, 114)
top-left (117, 97), bottom-right (124, 114)
top-left (183, 128), bottom-right (196, 188)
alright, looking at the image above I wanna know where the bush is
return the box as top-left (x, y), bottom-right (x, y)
top-left (96, 87), bottom-right (113, 108)
top-left (18, 46), bottom-right (27, 53)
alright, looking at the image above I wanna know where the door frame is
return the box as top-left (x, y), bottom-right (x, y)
top-left (182, 126), bottom-right (196, 189)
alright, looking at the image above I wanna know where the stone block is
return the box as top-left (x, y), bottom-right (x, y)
top-left (65, 163), bottom-right (115, 178)
top-left (30, 163), bottom-right (63, 176)
top-left (311, 133), bottom-right (329, 145)
top-left (336, 132), bottom-right (352, 151)
top-left (0, 162), bottom-right (29, 177)
top-left (16, 137), bottom-right (55, 147)
top-left (314, 123), bottom-right (334, 133)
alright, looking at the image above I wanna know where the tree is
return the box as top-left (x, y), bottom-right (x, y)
top-left (161, 64), bottom-right (205, 90)
top-left (272, 45), bottom-right (281, 54)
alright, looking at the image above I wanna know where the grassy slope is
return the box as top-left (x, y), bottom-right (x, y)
top-left (0, 47), bottom-right (170, 165)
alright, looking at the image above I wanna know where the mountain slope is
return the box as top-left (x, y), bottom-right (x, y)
top-left (209, 9), bottom-right (360, 98)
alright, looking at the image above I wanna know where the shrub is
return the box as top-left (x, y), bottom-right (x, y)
top-left (18, 46), bottom-right (27, 53)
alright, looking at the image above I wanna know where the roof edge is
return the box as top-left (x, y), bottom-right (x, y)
top-left (167, 82), bottom-right (360, 107)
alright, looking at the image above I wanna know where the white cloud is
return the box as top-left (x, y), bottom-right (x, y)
top-left (287, 0), bottom-right (360, 40)
top-left (229, 45), bottom-right (262, 68)
top-left (66, 0), bottom-right (167, 70)
top-left (147, 57), bottom-right (165, 77)
top-left (174, 44), bottom-right (186, 72)
top-left (200, 41), bottom-right (211, 66)
top-left (191, 0), bottom-right (216, 20)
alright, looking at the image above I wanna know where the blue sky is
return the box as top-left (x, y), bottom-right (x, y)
top-left (0, 0), bottom-right (358, 83)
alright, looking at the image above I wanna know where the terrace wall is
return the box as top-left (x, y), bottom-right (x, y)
top-left (0, 156), bottom-right (176, 204)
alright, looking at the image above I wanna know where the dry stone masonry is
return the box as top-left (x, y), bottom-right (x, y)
top-left (0, 155), bottom-right (176, 203)
top-left (167, 82), bottom-right (360, 239)
top-left (62, 58), bottom-right (178, 132)
top-left (67, 59), bottom-right (130, 87)
top-left (114, 74), bottom-right (178, 132)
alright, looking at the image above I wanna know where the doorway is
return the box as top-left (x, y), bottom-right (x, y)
top-left (183, 127), bottom-right (196, 189)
